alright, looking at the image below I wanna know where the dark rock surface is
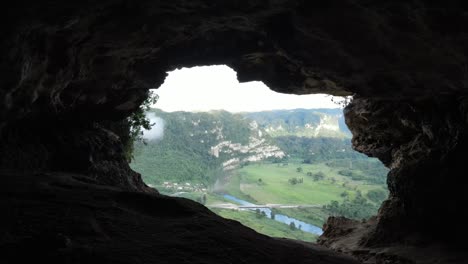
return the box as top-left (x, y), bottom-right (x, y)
top-left (1, 1), bottom-right (468, 263)
top-left (0, 118), bottom-right (150, 192)
top-left (0, 171), bottom-right (358, 264)
top-left (318, 216), bottom-right (468, 264)
top-left (2, 1), bottom-right (468, 126)
top-left (344, 96), bottom-right (468, 243)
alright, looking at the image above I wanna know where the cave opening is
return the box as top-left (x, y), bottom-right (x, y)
top-left (129, 65), bottom-right (389, 242)
top-left (3, 2), bottom-right (468, 263)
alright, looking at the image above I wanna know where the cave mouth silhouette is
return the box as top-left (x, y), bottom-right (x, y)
top-left (2, 2), bottom-right (468, 263)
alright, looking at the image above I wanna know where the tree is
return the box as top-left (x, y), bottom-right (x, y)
top-left (316, 171), bottom-right (325, 179)
top-left (324, 196), bottom-right (378, 220)
top-left (296, 167), bottom-right (303, 173)
top-left (338, 170), bottom-right (353, 177)
top-left (289, 222), bottom-right (297, 231)
top-left (255, 209), bottom-right (266, 218)
top-left (124, 90), bottom-right (159, 162)
top-left (313, 172), bottom-right (324, 181)
top-left (255, 209), bottom-right (261, 218)
top-left (288, 178), bottom-right (298, 185)
top-left (366, 189), bottom-right (388, 203)
top-left (306, 172), bottom-right (313, 177)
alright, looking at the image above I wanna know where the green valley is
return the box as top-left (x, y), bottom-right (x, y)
top-left (130, 108), bottom-right (389, 242)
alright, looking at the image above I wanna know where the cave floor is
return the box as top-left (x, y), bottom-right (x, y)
top-left (0, 171), bottom-right (358, 264)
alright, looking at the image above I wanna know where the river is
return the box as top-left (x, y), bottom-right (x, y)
top-left (222, 194), bottom-right (323, 236)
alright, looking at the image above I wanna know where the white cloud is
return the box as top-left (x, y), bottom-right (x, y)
top-left (152, 65), bottom-right (346, 112)
top-left (142, 113), bottom-right (165, 141)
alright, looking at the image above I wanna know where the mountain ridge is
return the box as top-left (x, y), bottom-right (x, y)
top-left (131, 108), bottom-right (354, 185)
top-left (243, 108), bottom-right (351, 138)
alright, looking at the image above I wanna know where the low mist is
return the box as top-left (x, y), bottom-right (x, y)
top-left (142, 113), bottom-right (165, 141)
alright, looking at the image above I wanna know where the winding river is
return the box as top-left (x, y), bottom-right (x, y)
top-left (222, 194), bottom-right (323, 236)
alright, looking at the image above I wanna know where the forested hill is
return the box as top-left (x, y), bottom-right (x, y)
top-left (244, 109), bottom-right (351, 138)
top-left (130, 108), bottom-right (366, 186)
top-left (131, 109), bottom-right (285, 185)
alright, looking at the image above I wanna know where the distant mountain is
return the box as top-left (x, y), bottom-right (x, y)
top-left (131, 109), bottom-right (285, 185)
top-left (131, 108), bottom-right (356, 186)
top-left (243, 109), bottom-right (351, 138)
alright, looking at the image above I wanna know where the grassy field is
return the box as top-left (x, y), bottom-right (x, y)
top-left (227, 162), bottom-right (384, 205)
top-left (161, 160), bottom-right (387, 242)
top-left (219, 161), bottom-right (386, 225)
top-left (211, 208), bottom-right (318, 242)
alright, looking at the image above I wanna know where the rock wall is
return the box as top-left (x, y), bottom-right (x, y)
top-left (344, 96), bottom-right (468, 244)
top-left (1, 1), bottom-right (468, 262)
top-left (0, 117), bottom-right (150, 191)
top-left (3, 1), bottom-right (467, 126)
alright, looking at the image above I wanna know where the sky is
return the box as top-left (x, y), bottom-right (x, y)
top-left (151, 65), bottom-right (346, 112)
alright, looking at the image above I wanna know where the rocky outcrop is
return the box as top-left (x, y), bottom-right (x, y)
top-left (1, 1), bottom-right (468, 263)
top-left (245, 109), bottom-right (351, 138)
top-left (343, 96), bottom-right (468, 243)
top-left (315, 96), bottom-right (468, 262)
top-left (211, 137), bottom-right (285, 170)
top-left (0, 117), bottom-right (150, 192)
